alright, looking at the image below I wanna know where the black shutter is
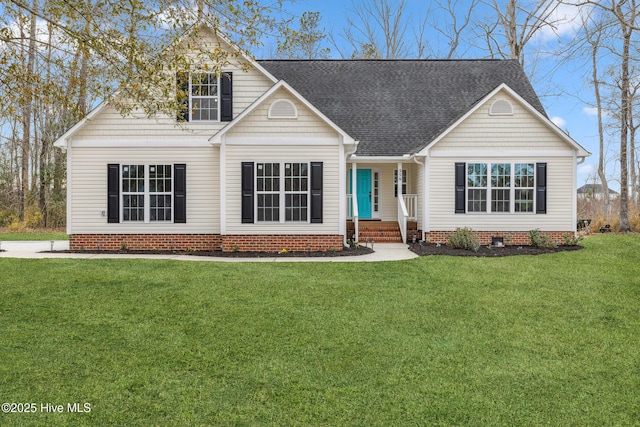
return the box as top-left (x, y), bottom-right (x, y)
top-left (536, 163), bottom-right (547, 214)
top-left (221, 72), bottom-right (233, 122)
top-left (455, 162), bottom-right (466, 213)
top-left (310, 162), bottom-right (323, 223)
top-left (241, 162), bottom-right (254, 223)
top-left (176, 72), bottom-right (189, 122)
top-left (107, 164), bottom-right (120, 223)
top-left (174, 164), bottom-right (186, 223)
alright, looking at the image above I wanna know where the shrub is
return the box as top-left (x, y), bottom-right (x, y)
top-left (25, 206), bottom-right (43, 228)
top-left (7, 219), bottom-right (28, 233)
top-left (447, 227), bottom-right (480, 252)
top-left (0, 210), bottom-right (17, 227)
top-left (562, 233), bottom-right (584, 246)
top-left (529, 229), bottom-right (557, 249)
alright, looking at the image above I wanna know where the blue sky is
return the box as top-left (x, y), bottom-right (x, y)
top-left (259, 0), bottom-right (610, 189)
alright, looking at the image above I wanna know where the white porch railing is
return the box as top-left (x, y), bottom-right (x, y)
top-left (397, 195), bottom-right (409, 243)
top-left (403, 194), bottom-right (418, 221)
top-left (347, 194), bottom-right (359, 242)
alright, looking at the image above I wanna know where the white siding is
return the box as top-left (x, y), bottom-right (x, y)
top-left (225, 145), bottom-right (341, 234)
top-left (73, 30), bottom-right (274, 141)
top-left (430, 92), bottom-right (573, 155)
top-left (427, 90), bottom-right (577, 232)
top-left (69, 146), bottom-right (220, 234)
top-left (429, 157), bottom-right (574, 231)
top-left (229, 87), bottom-right (337, 138)
top-left (222, 87), bottom-right (343, 235)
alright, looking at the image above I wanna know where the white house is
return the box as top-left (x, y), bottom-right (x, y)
top-left (54, 25), bottom-right (590, 252)
top-left (577, 184), bottom-right (619, 201)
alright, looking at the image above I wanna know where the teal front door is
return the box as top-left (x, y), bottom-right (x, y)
top-left (353, 169), bottom-right (372, 219)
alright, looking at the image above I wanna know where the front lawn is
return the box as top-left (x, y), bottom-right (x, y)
top-left (0, 234), bottom-right (638, 426)
top-left (0, 229), bottom-right (68, 241)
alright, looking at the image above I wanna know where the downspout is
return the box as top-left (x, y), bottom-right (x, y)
top-left (345, 142), bottom-right (359, 246)
top-left (65, 137), bottom-right (72, 235)
top-left (574, 153), bottom-right (587, 234)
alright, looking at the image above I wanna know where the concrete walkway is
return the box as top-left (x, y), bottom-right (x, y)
top-left (0, 241), bottom-right (418, 262)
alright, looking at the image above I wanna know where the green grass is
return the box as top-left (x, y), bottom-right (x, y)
top-left (0, 232), bottom-right (68, 241)
top-left (0, 234), bottom-right (639, 426)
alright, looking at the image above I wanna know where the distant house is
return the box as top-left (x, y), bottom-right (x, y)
top-left (577, 184), bottom-right (619, 200)
top-left (54, 24), bottom-right (590, 252)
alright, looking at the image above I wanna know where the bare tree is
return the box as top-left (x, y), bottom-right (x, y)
top-left (580, 0), bottom-right (640, 232)
top-left (584, 15), bottom-right (613, 218)
top-left (331, 0), bottom-right (410, 58)
top-left (333, 0), bottom-right (478, 59)
top-left (429, 0), bottom-right (480, 58)
top-left (481, 0), bottom-right (562, 66)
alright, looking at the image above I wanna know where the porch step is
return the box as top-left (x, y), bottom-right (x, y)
top-left (347, 221), bottom-right (405, 243)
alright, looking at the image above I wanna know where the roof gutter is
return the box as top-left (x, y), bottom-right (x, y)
top-left (348, 153), bottom-right (415, 162)
top-left (346, 140), bottom-right (359, 157)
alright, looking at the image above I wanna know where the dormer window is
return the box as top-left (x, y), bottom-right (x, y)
top-left (176, 71), bottom-right (233, 122)
top-left (190, 73), bottom-right (219, 121)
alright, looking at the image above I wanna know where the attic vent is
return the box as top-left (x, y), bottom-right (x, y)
top-left (489, 99), bottom-right (514, 116)
top-left (268, 99), bottom-right (298, 119)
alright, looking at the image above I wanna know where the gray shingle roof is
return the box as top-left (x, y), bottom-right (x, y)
top-left (577, 184), bottom-right (619, 194)
top-left (258, 59), bottom-right (546, 156)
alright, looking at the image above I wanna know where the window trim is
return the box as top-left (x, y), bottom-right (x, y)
top-left (121, 164), bottom-right (174, 223)
top-left (189, 72), bottom-right (220, 122)
top-left (255, 161), bottom-right (311, 224)
top-left (393, 169), bottom-right (408, 198)
top-left (465, 161), bottom-right (536, 214)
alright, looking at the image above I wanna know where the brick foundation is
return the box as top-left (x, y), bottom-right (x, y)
top-left (69, 233), bottom-right (344, 252)
top-left (69, 234), bottom-right (222, 251)
top-left (221, 235), bottom-right (344, 252)
top-left (424, 230), bottom-right (571, 246)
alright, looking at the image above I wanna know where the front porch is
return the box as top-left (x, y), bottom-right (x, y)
top-left (346, 159), bottom-right (423, 244)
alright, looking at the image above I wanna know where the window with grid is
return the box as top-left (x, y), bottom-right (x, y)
top-left (121, 164), bottom-right (173, 222)
top-left (149, 165), bottom-right (172, 221)
top-left (257, 163), bottom-right (280, 222)
top-left (373, 172), bottom-right (379, 212)
top-left (467, 163), bottom-right (487, 212)
top-left (190, 73), bottom-right (219, 121)
top-left (491, 163), bottom-right (511, 212)
top-left (284, 163), bottom-right (308, 222)
top-left (122, 165), bottom-right (145, 221)
top-left (394, 169), bottom-right (407, 197)
top-left (514, 163), bottom-right (535, 212)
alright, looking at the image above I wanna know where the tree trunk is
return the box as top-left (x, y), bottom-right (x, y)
top-left (590, 26), bottom-right (610, 218)
top-left (619, 23), bottom-right (631, 232)
top-left (20, 0), bottom-right (38, 220)
top-left (629, 106), bottom-right (637, 206)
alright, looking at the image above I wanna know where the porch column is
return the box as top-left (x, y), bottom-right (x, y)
top-left (423, 156), bottom-right (429, 242)
top-left (351, 162), bottom-right (358, 242)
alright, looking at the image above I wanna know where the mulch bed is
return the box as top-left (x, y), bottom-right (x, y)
top-left (409, 243), bottom-right (583, 257)
top-left (50, 245), bottom-right (374, 258)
